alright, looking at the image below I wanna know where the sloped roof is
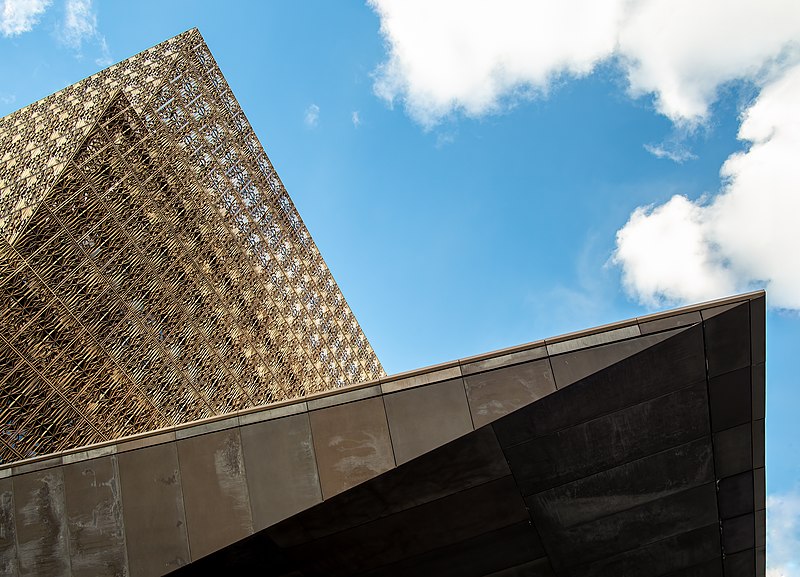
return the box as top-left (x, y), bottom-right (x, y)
top-left (0, 291), bottom-right (767, 576)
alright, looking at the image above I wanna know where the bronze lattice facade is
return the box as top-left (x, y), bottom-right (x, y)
top-left (0, 29), bottom-right (383, 463)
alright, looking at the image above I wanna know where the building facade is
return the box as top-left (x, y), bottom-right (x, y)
top-left (0, 29), bottom-right (383, 463)
top-left (0, 291), bottom-right (766, 576)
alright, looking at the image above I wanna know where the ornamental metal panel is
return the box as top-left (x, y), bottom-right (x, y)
top-left (0, 29), bottom-right (384, 463)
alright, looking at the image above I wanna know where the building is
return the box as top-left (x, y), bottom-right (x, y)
top-left (0, 31), bottom-right (765, 576)
top-left (0, 29), bottom-right (383, 463)
top-left (0, 291), bottom-right (766, 576)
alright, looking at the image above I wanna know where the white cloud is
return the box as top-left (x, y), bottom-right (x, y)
top-left (615, 62), bottom-right (800, 309)
top-left (61, 0), bottom-right (95, 49)
top-left (369, 0), bottom-right (800, 128)
top-left (613, 194), bottom-right (736, 307)
top-left (351, 110), bottom-right (361, 127)
top-left (369, 0), bottom-right (800, 310)
top-left (369, 0), bottom-right (623, 128)
top-left (56, 0), bottom-right (110, 67)
top-left (617, 0), bottom-right (800, 127)
top-left (304, 104), bottom-right (320, 128)
top-left (767, 489), bottom-right (800, 577)
top-left (0, 0), bottom-right (51, 36)
top-left (643, 143), bottom-right (697, 163)
top-left (94, 34), bottom-right (111, 66)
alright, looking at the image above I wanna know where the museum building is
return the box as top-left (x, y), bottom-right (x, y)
top-left (0, 30), bottom-right (766, 576)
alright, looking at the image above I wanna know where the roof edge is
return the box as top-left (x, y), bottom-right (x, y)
top-left (0, 290), bottom-right (765, 472)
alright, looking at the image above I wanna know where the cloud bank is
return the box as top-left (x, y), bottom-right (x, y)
top-left (616, 64), bottom-right (800, 309)
top-left (370, 0), bottom-right (800, 309)
top-left (370, 0), bottom-right (800, 127)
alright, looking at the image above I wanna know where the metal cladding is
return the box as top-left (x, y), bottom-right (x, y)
top-left (0, 292), bottom-right (766, 576)
top-left (0, 29), bottom-right (384, 463)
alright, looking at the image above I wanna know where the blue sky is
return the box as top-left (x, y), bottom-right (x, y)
top-left (1, 0), bottom-right (798, 572)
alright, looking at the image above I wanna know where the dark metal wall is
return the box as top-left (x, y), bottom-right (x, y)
top-left (0, 293), bottom-right (766, 576)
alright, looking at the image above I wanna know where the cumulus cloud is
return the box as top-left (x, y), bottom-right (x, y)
top-left (370, 0), bottom-right (800, 128)
top-left (613, 195), bottom-right (736, 306)
top-left (617, 0), bottom-right (800, 127)
top-left (0, 0), bottom-right (51, 36)
top-left (370, 0), bottom-right (800, 310)
top-left (615, 62), bottom-right (800, 309)
top-left (767, 490), bottom-right (800, 577)
top-left (304, 104), bottom-right (320, 128)
top-left (369, 0), bottom-right (623, 127)
top-left (351, 110), bottom-right (361, 127)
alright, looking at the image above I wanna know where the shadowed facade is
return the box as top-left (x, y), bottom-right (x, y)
top-left (0, 292), bottom-right (766, 576)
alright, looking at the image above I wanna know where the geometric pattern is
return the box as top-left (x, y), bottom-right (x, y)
top-left (0, 292), bottom-right (766, 576)
top-left (0, 29), bottom-right (383, 463)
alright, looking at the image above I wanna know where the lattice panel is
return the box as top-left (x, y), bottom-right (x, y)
top-left (0, 29), bottom-right (384, 463)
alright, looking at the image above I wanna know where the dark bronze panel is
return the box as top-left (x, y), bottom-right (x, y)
top-left (383, 378), bottom-right (473, 465)
top-left (753, 419), bottom-right (765, 469)
top-left (309, 397), bottom-right (395, 498)
top-left (703, 302), bottom-right (751, 378)
top-left (750, 296), bottom-right (766, 364)
top-left (63, 455), bottom-right (128, 576)
top-left (708, 367), bottom-right (751, 432)
top-left (464, 359), bottom-right (555, 428)
top-left (12, 468), bottom-right (71, 577)
top-left (713, 422), bottom-right (752, 479)
top-left (723, 549), bottom-right (755, 577)
top-left (560, 524), bottom-right (721, 577)
top-left (754, 467), bottom-right (766, 511)
top-left (177, 428), bottom-right (253, 559)
top-left (117, 442), bottom-right (189, 576)
top-left (544, 483), bottom-right (719, 569)
top-left (664, 559), bottom-right (724, 577)
top-left (528, 437), bottom-right (714, 530)
top-left (757, 546), bottom-right (766, 577)
top-left (722, 513), bottom-right (755, 554)
top-left (269, 426), bottom-right (509, 548)
top-left (638, 311), bottom-right (701, 335)
top-left (752, 364), bottom-right (765, 420)
top-left (484, 558), bottom-right (555, 577)
top-left (494, 324), bottom-right (706, 447)
top-left (718, 470), bottom-right (754, 519)
top-left (285, 476), bottom-right (528, 576)
top-left (505, 382), bottom-right (711, 495)
top-left (356, 521), bottom-right (547, 577)
top-left (240, 414), bottom-right (322, 531)
top-left (549, 328), bottom-right (680, 388)
top-left (0, 477), bottom-right (18, 577)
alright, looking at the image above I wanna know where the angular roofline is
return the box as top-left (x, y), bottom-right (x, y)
top-left (0, 290), bottom-right (765, 474)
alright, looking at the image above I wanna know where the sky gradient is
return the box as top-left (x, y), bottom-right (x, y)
top-left (1, 1), bottom-right (798, 573)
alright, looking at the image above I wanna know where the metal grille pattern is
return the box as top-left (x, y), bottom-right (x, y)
top-left (0, 29), bottom-right (384, 463)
